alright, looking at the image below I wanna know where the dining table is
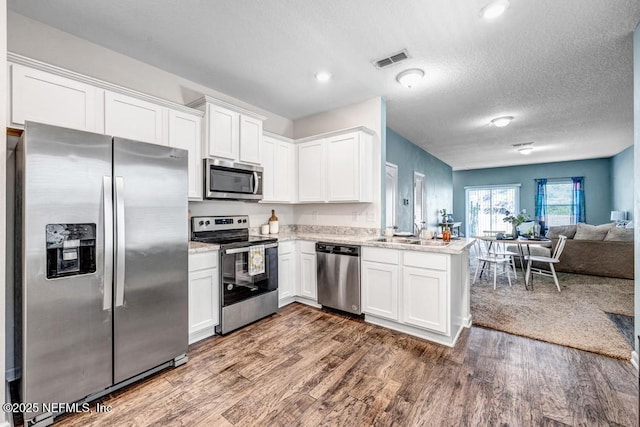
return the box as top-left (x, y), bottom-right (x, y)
top-left (473, 235), bottom-right (553, 290)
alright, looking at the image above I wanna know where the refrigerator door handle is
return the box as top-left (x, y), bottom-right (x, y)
top-left (103, 176), bottom-right (113, 311)
top-left (115, 176), bottom-right (126, 307)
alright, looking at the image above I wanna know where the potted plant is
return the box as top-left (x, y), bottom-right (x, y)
top-left (503, 209), bottom-right (530, 237)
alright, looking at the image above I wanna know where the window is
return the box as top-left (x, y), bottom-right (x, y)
top-left (546, 180), bottom-right (573, 226)
top-left (465, 185), bottom-right (520, 237)
top-left (535, 177), bottom-right (585, 226)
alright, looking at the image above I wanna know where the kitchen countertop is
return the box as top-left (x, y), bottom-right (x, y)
top-left (188, 233), bottom-right (474, 255)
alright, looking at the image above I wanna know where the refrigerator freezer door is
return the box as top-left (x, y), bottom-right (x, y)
top-left (112, 138), bottom-right (189, 383)
top-left (18, 122), bottom-right (113, 409)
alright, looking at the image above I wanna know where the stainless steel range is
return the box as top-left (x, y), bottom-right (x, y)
top-left (191, 216), bottom-right (278, 334)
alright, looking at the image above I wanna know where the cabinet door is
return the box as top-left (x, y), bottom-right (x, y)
top-left (298, 252), bottom-right (317, 300)
top-left (10, 64), bottom-right (97, 132)
top-left (105, 91), bottom-right (165, 144)
top-left (275, 141), bottom-right (293, 202)
top-left (297, 140), bottom-right (325, 202)
top-left (326, 132), bottom-right (359, 202)
top-left (278, 252), bottom-right (295, 302)
top-left (402, 267), bottom-right (448, 334)
top-left (207, 104), bottom-right (239, 160)
top-left (188, 267), bottom-right (219, 342)
top-left (168, 110), bottom-right (202, 200)
top-left (239, 115), bottom-right (262, 164)
top-left (361, 261), bottom-right (399, 321)
top-left (261, 136), bottom-right (276, 201)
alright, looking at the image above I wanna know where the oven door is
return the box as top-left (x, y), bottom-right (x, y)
top-left (221, 244), bottom-right (278, 307)
top-left (204, 158), bottom-right (263, 201)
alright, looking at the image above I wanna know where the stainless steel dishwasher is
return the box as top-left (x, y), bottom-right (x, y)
top-left (316, 242), bottom-right (361, 315)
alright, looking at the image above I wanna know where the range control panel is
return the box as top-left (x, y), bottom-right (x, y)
top-left (191, 215), bottom-right (249, 233)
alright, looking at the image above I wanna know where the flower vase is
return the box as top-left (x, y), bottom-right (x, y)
top-left (512, 225), bottom-right (518, 238)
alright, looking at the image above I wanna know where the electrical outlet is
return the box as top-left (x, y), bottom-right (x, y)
top-left (366, 211), bottom-right (376, 222)
top-left (312, 211), bottom-right (318, 221)
top-left (352, 212), bottom-right (359, 221)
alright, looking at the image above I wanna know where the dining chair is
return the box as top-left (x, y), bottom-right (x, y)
top-left (482, 231), bottom-right (519, 279)
top-left (524, 235), bottom-right (567, 292)
top-left (472, 239), bottom-right (513, 289)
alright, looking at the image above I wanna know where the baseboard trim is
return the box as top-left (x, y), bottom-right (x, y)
top-left (631, 351), bottom-right (638, 370)
top-left (364, 315), bottom-right (460, 347)
top-left (293, 297), bottom-right (321, 309)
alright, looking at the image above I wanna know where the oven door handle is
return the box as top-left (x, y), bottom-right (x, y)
top-left (223, 243), bottom-right (277, 255)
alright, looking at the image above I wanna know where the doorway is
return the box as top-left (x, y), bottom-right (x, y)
top-left (414, 172), bottom-right (426, 234)
top-left (385, 163), bottom-right (398, 229)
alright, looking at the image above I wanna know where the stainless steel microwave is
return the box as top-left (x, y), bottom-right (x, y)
top-left (204, 158), bottom-right (263, 201)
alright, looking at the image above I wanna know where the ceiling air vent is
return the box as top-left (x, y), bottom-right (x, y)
top-left (373, 49), bottom-right (410, 69)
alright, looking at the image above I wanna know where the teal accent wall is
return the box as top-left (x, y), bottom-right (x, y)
top-left (386, 128), bottom-right (453, 233)
top-left (453, 158), bottom-right (613, 235)
top-left (611, 145), bottom-right (634, 220)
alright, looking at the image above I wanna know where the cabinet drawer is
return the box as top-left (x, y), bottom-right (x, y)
top-left (362, 247), bottom-right (399, 264)
top-left (278, 241), bottom-right (295, 255)
top-left (297, 240), bottom-right (316, 254)
top-left (189, 251), bottom-right (218, 271)
top-left (402, 251), bottom-right (447, 271)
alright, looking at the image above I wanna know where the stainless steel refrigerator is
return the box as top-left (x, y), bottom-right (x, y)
top-left (15, 122), bottom-right (189, 425)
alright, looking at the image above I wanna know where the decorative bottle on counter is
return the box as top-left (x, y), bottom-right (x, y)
top-left (269, 210), bottom-right (279, 234)
top-left (442, 225), bottom-right (451, 243)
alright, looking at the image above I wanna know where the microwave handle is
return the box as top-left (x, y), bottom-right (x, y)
top-left (253, 171), bottom-right (259, 195)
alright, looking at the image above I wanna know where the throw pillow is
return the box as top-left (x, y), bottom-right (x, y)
top-left (604, 227), bottom-right (634, 242)
top-left (573, 223), bottom-right (614, 241)
top-left (547, 225), bottom-right (577, 239)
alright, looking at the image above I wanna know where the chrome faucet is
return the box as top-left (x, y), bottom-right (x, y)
top-left (414, 221), bottom-right (426, 236)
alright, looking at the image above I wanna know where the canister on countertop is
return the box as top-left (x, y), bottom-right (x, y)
top-left (269, 209), bottom-right (279, 234)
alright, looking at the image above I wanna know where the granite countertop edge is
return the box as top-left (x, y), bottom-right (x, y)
top-left (189, 234), bottom-right (475, 255)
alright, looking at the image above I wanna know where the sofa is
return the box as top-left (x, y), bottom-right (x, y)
top-left (506, 223), bottom-right (634, 279)
top-left (547, 223), bottom-right (634, 280)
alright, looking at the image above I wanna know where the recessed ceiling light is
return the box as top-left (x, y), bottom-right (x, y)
top-left (315, 71), bottom-right (332, 82)
top-left (513, 142), bottom-right (534, 155)
top-left (396, 68), bottom-right (425, 88)
top-left (491, 116), bottom-right (514, 127)
top-left (481, 0), bottom-right (510, 19)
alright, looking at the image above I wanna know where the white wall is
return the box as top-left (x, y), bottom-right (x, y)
top-left (1, 1), bottom-right (8, 424)
top-left (293, 97), bottom-right (384, 229)
top-left (633, 23), bottom-right (640, 366)
top-left (7, 11), bottom-right (294, 138)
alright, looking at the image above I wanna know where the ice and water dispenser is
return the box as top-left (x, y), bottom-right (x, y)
top-left (46, 223), bottom-right (97, 279)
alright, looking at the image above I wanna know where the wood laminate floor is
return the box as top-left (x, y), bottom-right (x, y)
top-left (56, 303), bottom-right (638, 426)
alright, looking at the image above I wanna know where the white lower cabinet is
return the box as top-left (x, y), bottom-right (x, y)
top-left (277, 241), bottom-right (296, 305)
top-left (188, 251), bottom-right (219, 344)
top-left (362, 260), bottom-right (399, 321)
top-left (402, 267), bottom-right (448, 334)
top-left (362, 247), bottom-right (453, 339)
top-left (297, 241), bottom-right (317, 301)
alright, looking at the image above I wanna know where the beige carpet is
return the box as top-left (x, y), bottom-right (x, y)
top-left (470, 268), bottom-right (634, 359)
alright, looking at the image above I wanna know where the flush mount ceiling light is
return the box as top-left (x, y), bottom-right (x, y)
top-left (314, 71), bottom-right (332, 82)
top-left (396, 68), bottom-right (425, 88)
top-left (481, 0), bottom-right (510, 19)
top-left (491, 116), bottom-right (514, 127)
top-left (513, 142), bottom-right (534, 155)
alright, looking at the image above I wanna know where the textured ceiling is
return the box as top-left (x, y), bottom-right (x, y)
top-left (7, 0), bottom-right (640, 170)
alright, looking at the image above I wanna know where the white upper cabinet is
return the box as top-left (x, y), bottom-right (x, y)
top-left (9, 63), bottom-right (98, 132)
top-left (297, 139), bottom-right (326, 203)
top-left (239, 115), bottom-right (263, 164)
top-left (104, 91), bottom-right (166, 145)
top-left (262, 133), bottom-right (295, 203)
top-left (168, 109), bottom-right (203, 200)
top-left (189, 96), bottom-right (266, 165)
top-left (297, 128), bottom-right (374, 203)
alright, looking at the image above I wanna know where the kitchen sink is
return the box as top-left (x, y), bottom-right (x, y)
top-left (370, 237), bottom-right (450, 247)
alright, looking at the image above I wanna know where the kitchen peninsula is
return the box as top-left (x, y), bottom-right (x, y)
top-left (189, 227), bottom-right (473, 348)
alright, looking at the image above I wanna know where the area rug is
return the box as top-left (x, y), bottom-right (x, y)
top-left (470, 270), bottom-right (634, 359)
